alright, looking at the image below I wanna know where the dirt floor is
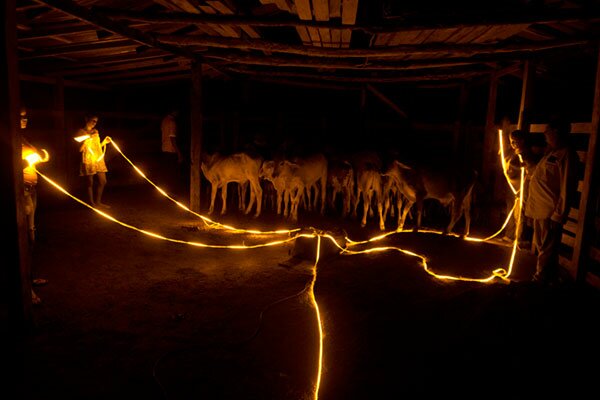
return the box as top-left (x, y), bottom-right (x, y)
top-left (10, 179), bottom-right (600, 400)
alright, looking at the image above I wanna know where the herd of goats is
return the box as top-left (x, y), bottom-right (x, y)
top-left (200, 150), bottom-right (479, 236)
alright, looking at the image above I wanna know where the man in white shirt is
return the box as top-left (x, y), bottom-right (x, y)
top-left (161, 110), bottom-right (182, 163)
top-left (524, 117), bottom-right (579, 285)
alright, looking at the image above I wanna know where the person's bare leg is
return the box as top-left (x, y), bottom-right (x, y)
top-left (96, 172), bottom-right (109, 207)
top-left (86, 175), bottom-right (95, 205)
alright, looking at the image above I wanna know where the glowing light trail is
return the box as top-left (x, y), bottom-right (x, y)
top-left (37, 171), bottom-right (307, 250)
top-left (35, 129), bottom-right (527, 398)
top-left (109, 140), bottom-right (300, 236)
top-left (309, 236), bottom-right (324, 400)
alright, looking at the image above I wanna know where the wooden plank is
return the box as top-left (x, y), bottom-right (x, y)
top-left (198, 5), bottom-right (239, 38)
top-left (329, 0), bottom-right (341, 18)
top-left (170, 0), bottom-right (202, 13)
top-left (341, 0), bottom-right (357, 47)
top-left (424, 28), bottom-right (460, 43)
top-left (388, 31), bottom-right (424, 46)
top-left (295, 0), bottom-right (321, 46)
top-left (569, 207), bottom-right (579, 221)
top-left (330, 28), bottom-right (341, 48)
top-left (456, 25), bottom-right (493, 44)
top-left (207, 1), bottom-right (260, 38)
top-left (561, 233), bottom-right (575, 248)
top-left (564, 220), bottom-right (578, 235)
top-left (313, 0), bottom-right (331, 47)
top-left (518, 60), bottom-right (535, 132)
top-left (571, 122), bottom-right (593, 133)
top-left (341, 0), bottom-right (358, 24)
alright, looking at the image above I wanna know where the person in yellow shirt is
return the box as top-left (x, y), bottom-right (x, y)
top-left (77, 114), bottom-right (111, 208)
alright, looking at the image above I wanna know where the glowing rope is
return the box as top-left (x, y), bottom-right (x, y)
top-left (109, 140), bottom-right (299, 236)
top-left (498, 129), bottom-right (518, 195)
top-left (37, 131), bottom-right (527, 398)
top-left (37, 171), bottom-right (308, 250)
top-left (309, 236), bottom-right (324, 400)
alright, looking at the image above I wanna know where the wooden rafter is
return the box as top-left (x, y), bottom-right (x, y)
top-left (34, 0), bottom-right (225, 76)
top-left (94, 6), bottom-right (600, 34)
top-left (156, 33), bottom-right (593, 58)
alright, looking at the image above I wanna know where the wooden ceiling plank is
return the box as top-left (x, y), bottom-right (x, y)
top-left (295, 0), bottom-right (321, 46)
top-left (34, 0), bottom-right (225, 77)
top-left (329, 0), bottom-right (341, 19)
top-left (387, 31), bottom-right (424, 46)
top-left (340, 0), bottom-right (357, 48)
top-left (455, 25), bottom-right (494, 44)
top-left (207, 1), bottom-right (261, 38)
top-left (198, 4), bottom-right (240, 38)
top-left (313, 0), bottom-right (332, 47)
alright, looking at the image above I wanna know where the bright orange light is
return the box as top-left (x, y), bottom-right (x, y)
top-left (24, 149), bottom-right (49, 167)
top-left (73, 134), bottom-right (90, 143)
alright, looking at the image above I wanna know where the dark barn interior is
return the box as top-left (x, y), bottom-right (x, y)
top-left (3, 1), bottom-right (600, 399)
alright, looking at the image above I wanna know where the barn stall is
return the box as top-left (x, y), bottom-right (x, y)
top-left (2, 1), bottom-right (600, 399)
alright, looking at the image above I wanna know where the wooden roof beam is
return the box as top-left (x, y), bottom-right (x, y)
top-left (158, 33), bottom-right (593, 58)
top-left (18, 38), bottom-right (137, 60)
top-left (95, 6), bottom-right (600, 34)
top-left (34, 0), bottom-right (225, 76)
top-left (225, 66), bottom-right (489, 83)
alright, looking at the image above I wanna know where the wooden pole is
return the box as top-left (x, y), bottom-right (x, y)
top-left (517, 60), bottom-right (535, 132)
top-left (54, 77), bottom-right (67, 186)
top-left (189, 62), bottom-right (203, 212)
top-left (572, 44), bottom-right (600, 283)
top-left (0, 0), bottom-right (32, 329)
top-left (482, 72), bottom-right (499, 188)
top-left (453, 83), bottom-right (469, 167)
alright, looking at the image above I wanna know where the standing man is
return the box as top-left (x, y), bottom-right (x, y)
top-left (525, 116), bottom-right (579, 285)
top-left (161, 110), bottom-right (182, 163)
top-left (161, 110), bottom-right (184, 192)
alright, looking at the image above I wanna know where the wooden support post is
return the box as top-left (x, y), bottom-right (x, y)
top-left (0, 0), bottom-right (32, 329)
top-left (573, 45), bottom-right (600, 283)
top-left (453, 83), bottom-right (468, 167)
top-left (54, 77), bottom-right (67, 186)
top-left (189, 62), bottom-right (203, 212)
top-left (517, 60), bottom-right (535, 132)
top-left (482, 72), bottom-right (499, 187)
